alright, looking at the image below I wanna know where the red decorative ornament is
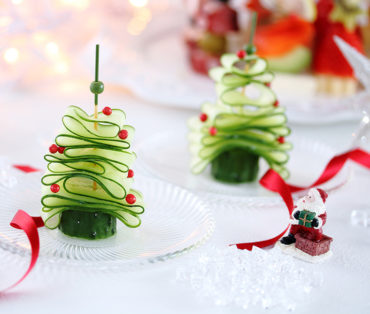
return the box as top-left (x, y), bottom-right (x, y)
top-left (199, 113), bottom-right (208, 122)
top-left (118, 129), bottom-right (128, 139)
top-left (49, 144), bottom-right (58, 154)
top-left (274, 100), bottom-right (279, 107)
top-left (209, 126), bottom-right (217, 136)
top-left (50, 184), bottom-right (60, 193)
top-left (127, 169), bottom-right (134, 178)
top-left (278, 136), bottom-right (285, 144)
top-left (102, 107), bottom-right (112, 116)
top-left (265, 82), bottom-right (271, 87)
top-left (236, 50), bottom-right (246, 59)
top-left (57, 146), bottom-right (65, 154)
top-left (126, 193), bottom-right (136, 204)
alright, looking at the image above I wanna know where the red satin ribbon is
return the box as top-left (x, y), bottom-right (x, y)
top-left (0, 166), bottom-right (43, 293)
top-left (1, 210), bottom-right (44, 293)
top-left (235, 148), bottom-right (370, 250)
top-left (13, 165), bottom-right (41, 173)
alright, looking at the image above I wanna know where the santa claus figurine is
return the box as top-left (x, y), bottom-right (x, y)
top-left (281, 188), bottom-right (328, 245)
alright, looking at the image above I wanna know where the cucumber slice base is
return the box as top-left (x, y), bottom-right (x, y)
top-left (59, 210), bottom-right (117, 240)
top-left (211, 148), bottom-right (259, 183)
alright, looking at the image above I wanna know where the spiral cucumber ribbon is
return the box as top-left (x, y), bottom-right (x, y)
top-left (41, 106), bottom-right (144, 229)
top-left (188, 53), bottom-right (292, 179)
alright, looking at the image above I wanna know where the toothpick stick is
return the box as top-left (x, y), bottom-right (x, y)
top-left (90, 44), bottom-right (104, 130)
top-left (90, 44), bottom-right (104, 190)
top-left (249, 12), bottom-right (257, 48)
top-left (241, 12), bottom-right (258, 114)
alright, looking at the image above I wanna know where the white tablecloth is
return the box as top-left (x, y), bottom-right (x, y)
top-left (0, 85), bottom-right (369, 314)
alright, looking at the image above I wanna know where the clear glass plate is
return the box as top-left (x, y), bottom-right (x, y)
top-left (137, 132), bottom-right (351, 205)
top-left (0, 172), bottom-right (215, 270)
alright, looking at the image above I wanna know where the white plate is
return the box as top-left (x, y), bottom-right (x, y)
top-left (109, 10), bottom-right (362, 124)
top-left (137, 132), bottom-right (351, 205)
top-left (0, 172), bottom-right (215, 270)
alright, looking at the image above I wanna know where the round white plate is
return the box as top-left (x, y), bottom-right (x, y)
top-left (0, 172), bottom-right (215, 270)
top-left (137, 132), bottom-right (351, 205)
top-left (109, 10), bottom-right (362, 124)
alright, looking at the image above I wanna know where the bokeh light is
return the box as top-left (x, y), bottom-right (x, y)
top-left (3, 48), bottom-right (20, 64)
top-left (129, 0), bottom-right (148, 8)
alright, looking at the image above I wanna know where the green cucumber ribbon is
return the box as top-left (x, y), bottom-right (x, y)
top-left (188, 53), bottom-right (292, 179)
top-left (41, 105), bottom-right (144, 229)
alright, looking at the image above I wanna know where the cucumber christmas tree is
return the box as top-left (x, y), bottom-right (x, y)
top-left (41, 45), bottom-right (144, 240)
top-left (188, 13), bottom-right (292, 182)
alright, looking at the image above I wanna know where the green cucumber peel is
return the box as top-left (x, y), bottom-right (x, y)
top-left (189, 49), bottom-right (291, 180)
top-left (41, 105), bottom-right (144, 230)
top-left (220, 83), bottom-right (276, 107)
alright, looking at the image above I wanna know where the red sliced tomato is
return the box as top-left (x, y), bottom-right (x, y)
top-left (254, 15), bottom-right (315, 57)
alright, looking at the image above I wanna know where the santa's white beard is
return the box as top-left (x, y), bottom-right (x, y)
top-left (296, 199), bottom-right (326, 215)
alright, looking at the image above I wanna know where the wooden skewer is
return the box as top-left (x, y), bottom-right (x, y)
top-left (94, 104), bottom-right (98, 130)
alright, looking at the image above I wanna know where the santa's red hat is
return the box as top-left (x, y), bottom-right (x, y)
top-left (317, 189), bottom-right (328, 203)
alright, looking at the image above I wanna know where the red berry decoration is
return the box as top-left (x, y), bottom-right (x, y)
top-left (265, 82), bottom-right (271, 87)
top-left (126, 194), bottom-right (136, 204)
top-left (57, 146), bottom-right (65, 154)
top-left (102, 106), bottom-right (112, 116)
top-left (278, 136), bottom-right (285, 144)
top-left (50, 184), bottom-right (60, 193)
top-left (49, 144), bottom-right (58, 154)
top-left (274, 100), bottom-right (279, 107)
top-left (118, 129), bottom-right (128, 139)
top-left (199, 113), bottom-right (208, 122)
top-left (127, 169), bottom-right (134, 178)
top-left (209, 126), bottom-right (217, 136)
top-left (236, 50), bottom-right (246, 59)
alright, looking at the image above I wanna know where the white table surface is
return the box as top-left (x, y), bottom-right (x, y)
top-left (0, 83), bottom-right (369, 314)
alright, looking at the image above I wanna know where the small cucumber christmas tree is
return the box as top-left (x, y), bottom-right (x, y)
top-left (188, 13), bottom-right (292, 182)
top-left (41, 45), bottom-right (144, 240)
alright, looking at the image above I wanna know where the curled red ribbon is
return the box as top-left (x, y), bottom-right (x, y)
top-left (235, 148), bottom-right (370, 250)
top-left (4, 210), bottom-right (44, 292)
top-left (0, 210), bottom-right (44, 294)
top-left (12, 165), bottom-right (41, 173)
top-left (0, 166), bottom-right (44, 293)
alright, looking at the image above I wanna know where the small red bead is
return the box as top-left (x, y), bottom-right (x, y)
top-left (57, 146), bottom-right (65, 154)
top-left (126, 194), bottom-right (136, 204)
top-left (127, 169), bottom-right (134, 178)
top-left (274, 100), bottom-right (279, 107)
top-left (209, 126), bottom-right (217, 136)
top-left (199, 113), bottom-right (208, 122)
top-left (118, 129), bottom-right (128, 139)
top-left (265, 82), bottom-right (271, 87)
top-left (236, 50), bottom-right (246, 59)
top-left (102, 107), bottom-right (112, 116)
top-left (278, 136), bottom-right (285, 144)
top-left (50, 184), bottom-right (60, 193)
top-left (49, 144), bottom-right (58, 154)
